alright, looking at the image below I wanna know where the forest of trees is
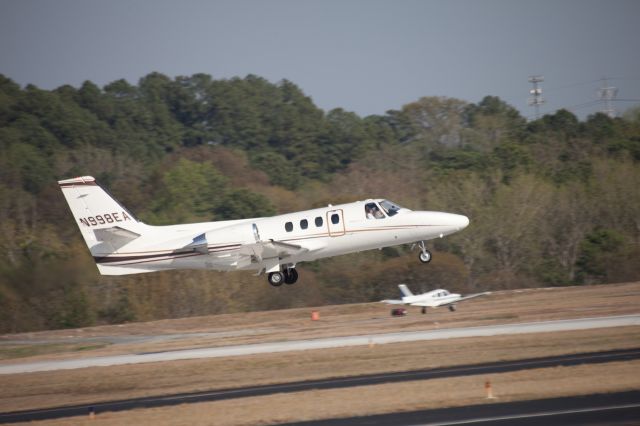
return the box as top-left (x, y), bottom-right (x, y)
top-left (1, 72), bottom-right (639, 333)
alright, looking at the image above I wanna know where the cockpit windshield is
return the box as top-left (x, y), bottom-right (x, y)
top-left (379, 200), bottom-right (406, 217)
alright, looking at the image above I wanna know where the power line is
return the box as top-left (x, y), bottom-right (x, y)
top-left (544, 79), bottom-right (602, 92)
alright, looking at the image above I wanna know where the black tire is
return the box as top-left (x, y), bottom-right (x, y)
top-left (421, 307), bottom-right (427, 314)
top-left (418, 250), bottom-right (432, 264)
top-left (268, 272), bottom-right (284, 287)
top-left (449, 305), bottom-right (456, 312)
top-left (284, 268), bottom-right (298, 285)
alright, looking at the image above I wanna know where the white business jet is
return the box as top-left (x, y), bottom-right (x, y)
top-left (58, 176), bottom-right (469, 286)
top-left (383, 284), bottom-right (490, 314)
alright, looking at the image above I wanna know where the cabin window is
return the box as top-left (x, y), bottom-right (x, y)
top-left (300, 219), bottom-right (308, 230)
top-left (315, 216), bottom-right (323, 227)
top-left (365, 202), bottom-right (385, 220)
top-left (331, 213), bottom-right (340, 224)
top-left (285, 222), bottom-right (293, 232)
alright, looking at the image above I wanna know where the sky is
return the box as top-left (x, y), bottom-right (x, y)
top-left (1, 0), bottom-right (639, 119)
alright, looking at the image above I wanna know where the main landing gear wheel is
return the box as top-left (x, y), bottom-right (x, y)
top-left (284, 268), bottom-right (298, 285)
top-left (421, 307), bottom-right (427, 314)
top-left (268, 272), bottom-right (284, 287)
top-left (449, 305), bottom-right (456, 312)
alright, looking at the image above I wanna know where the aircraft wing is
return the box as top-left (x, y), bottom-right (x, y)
top-left (179, 229), bottom-right (327, 270)
top-left (407, 301), bottom-right (438, 307)
top-left (238, 240), bottom-right (309, 261)
top-left (437, 292), bottom-right (491, 307)
top-left (204, 238), bottom-right (325, 270)
top-left (381, 299), bottom-right (406, 305)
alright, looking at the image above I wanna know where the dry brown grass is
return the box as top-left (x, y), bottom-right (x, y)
top-left (1, 282), bottom-right (639, 424)
top-left (1, 326), bottom-right (639, 413)
top-left (14, 360), bottom-right (640, 426)
top-left (2, 281), bottom-right (640, 362)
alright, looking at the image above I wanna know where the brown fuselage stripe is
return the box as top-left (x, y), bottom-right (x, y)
top-left (94, 244), bottom-right (242, 264)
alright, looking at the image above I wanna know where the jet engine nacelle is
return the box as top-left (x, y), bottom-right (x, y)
top-left (184, 222), bottom-right (260, 254)
top-left (204, 221), bottom-right (261, 245)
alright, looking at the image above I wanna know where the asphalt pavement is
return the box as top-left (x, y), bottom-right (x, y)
top-left (279, 391), bottom-right (640, 425)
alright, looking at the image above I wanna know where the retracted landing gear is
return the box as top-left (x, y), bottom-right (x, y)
top-left (417, 241), bottom-right (432, 264)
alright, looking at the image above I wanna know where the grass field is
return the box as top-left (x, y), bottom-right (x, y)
top-left (26, 360), bottom-right (640, 426)
top-left (2, 281), bottom-right (639, 361)
top-left (1, 282), bottom-right (639, 425)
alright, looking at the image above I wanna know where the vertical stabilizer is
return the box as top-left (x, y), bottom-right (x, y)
top-left (58, 176), bottom-right (145, 256)
top-left (398, 284), bottom-right (414, 297)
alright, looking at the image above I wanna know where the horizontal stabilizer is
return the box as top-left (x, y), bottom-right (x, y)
top-left (93, 226), bottom-right (141, 252)
top-left (94, 226), bottom-right (141, 241)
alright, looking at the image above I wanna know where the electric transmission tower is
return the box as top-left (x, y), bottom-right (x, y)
top-left (597, 77), bottom-right (618, 118)
top-left (528, 75), bottom-right (545, 119)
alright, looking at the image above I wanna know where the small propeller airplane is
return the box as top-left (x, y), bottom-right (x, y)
top-left (58, 176), bottom-right (469, 286)
top-left (383, 284), bottom-right (490, 314)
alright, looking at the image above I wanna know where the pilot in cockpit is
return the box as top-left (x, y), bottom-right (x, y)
top-left (366, 203), bottom-right (385, 219)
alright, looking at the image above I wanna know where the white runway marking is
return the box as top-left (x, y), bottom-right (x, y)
top-left (1, 314), bottom-right (638, 375)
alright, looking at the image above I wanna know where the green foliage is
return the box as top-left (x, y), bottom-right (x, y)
top-left (575, 229), bottom-right (625, 284)
top-left (429, 147), bottom-right (491, 171)
top-left (0, 71), bottom-right (639, 333)
top-left (1, 142), bottom-right (53, 193)
top-left (151, 158), bottom-right (228, 223)
top-left (250, 151), bottom-right (304, 189)
top-left (216, 188), bottom-right (276, 220)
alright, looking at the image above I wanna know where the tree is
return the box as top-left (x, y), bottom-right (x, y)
top-left (150, 158), bottom-right (228, 223)
top-left (401, 96), bottom-right (469, 148)
top-left (216, 188), bottom-right (276, 220)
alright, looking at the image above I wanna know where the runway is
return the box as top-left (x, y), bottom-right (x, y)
top-left (1, 348), bottom-right (638, 424)
top-left (280, 391), bottom-right (640, 425)
top-left (1, 314), bottom-right (639, 374)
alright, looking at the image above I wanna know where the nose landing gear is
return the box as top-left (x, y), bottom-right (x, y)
top-left (417, 241), bottom-right (432, 264)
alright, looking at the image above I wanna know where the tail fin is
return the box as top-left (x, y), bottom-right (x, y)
top-left (58, 176), bottom-right (145, 257)
top-left (398, 284), bottom-right (414, 297)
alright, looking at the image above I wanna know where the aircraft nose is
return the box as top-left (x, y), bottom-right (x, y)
top-left (456, 214), bottom-right (470, 229)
